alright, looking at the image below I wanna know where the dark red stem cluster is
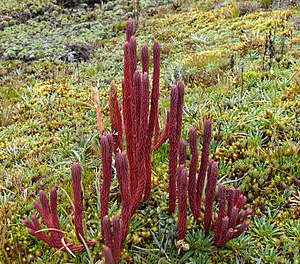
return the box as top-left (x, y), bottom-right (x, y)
top-left (100, 135), bottom-right (145, 263)
top-left (23, 163), bottom-right (96, 254)
top-left (213, 184), bottom-right (252, 246)
top-left (109, 18), bottom-right (176, 204)
top-left (23, 18), bottom-right (252, 262)
top-left (176, 119), bottom-right (252, 247)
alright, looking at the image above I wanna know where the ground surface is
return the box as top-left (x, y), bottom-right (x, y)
top-left (0, 0), bottom-right (300, 263)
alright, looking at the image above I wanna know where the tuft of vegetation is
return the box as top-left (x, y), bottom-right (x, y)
top-left (0, 0), bottom-right (299, 263)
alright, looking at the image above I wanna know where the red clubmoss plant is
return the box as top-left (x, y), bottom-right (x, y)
top-left (188, 127), bottom-right (198, 219)
top-left (129, 72), bottom-right (149, 210)
top-left (213, 184), bottom-right (252, 247)
top-left (109, 18), bottom-right (165, 203)
top-left (107, 19), bottom-right (187, 210)
top-left (100, 150), bottom-right (136, 263)
top-left (141, 44), bottom-right (149, 74)
top-left (103, 246), bottom-right (114, 264)
top-left (23, 144), bottom-right (138, 261)
top-left (179, 140), bottom-right (187, 166)
top-left (72, 163), bottom-right (85, 244)
top-left (115, 152), bottom-right (131, 244)
top-left (174, 120), bottom-right (251, 247)
top-left (168, 82), bottom-right (185, 215)
top-left (23, 18), bottom-right (252, 262)
top-left (144, 40), bottom-right (161, 199)
top-left (203, 160), bottom-right (218, 234)
top-left (108, 18), bottom-right (185, 206)
top-left (100, 134), bottom-right (114, 223)
top-left (102, 215), bottom-right (122, 264)
top-left (168, 85), bottom-right (179, 215)
top-left (126, 18), bottom-right (134, 42)
top-left (177, 165), bottom-right (188, 240)
top-left (195, 118), bottom-right (212, 219)
top-left (23, 164), bottom-right (96, 254)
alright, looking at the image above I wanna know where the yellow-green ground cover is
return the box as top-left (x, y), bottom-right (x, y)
top-left (0, 0), bottom-right (299, 263)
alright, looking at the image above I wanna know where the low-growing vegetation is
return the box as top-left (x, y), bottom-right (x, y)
top-left (0, 0), bottom-right (299, 263)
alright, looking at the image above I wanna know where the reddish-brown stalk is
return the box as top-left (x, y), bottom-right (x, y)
top-left (126, 18), bottom-right (134, 42)
top-left (49, 187), bottom-right (63, 244)
top-left (144, 41), bottom-right (161, 201)
top-left (148, 41), bottom-right (161, 143)
top-left (177, 166), bottom-right (188, 240)
top-left (23, 176), bottom-right (96, 253)
top-left (129, 36), bottom-right (137, 75)
top-left (115, 153), bottom-right (131, 244)
top-left (188, 127), bottom-right (199, 219)
top-left (168, 85), bottom-right (179, 214)
top-left (179, 140), bottom-right (187, 166)
top-left (131, 72), bottom-right (149, 213)
top-left (228, 206), bottom-right (239, 229)
top-left (214, 185), bottom-right (252, 246)
top-left (168, 81), bottom-right (185, 214)
top-left (203, 161), bottom-right (218, 234)
top-left (195, 118), bottom-right (212, 219)
top-left (214, 184), bottom-right (227, 244)
top-left (112, 215), bottom-right (121, 262)
top-left (33, 190), bottom-right (52, 228)
top-left (133, 70), bottom-right (141, 136)
top-left (129, 38), bottom-right (138, 191)
top-left (227, 187), bottom-right (236, 215)
top-left (141, 44), bottom-right (149, 74)
top-left (175, 81), bottom-right (184, 142)
top-left (71, 163), bottom-right (85, 244)
top-left (100, 134), bottom-right (113, 222)
top-left (103, 246), bottom-right (114, 264)
top-left (102, 215), bottom-right (113, 249)
top-left (123, 41), bottom-right (135, 194)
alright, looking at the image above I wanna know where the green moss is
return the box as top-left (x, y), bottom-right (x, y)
top-left (0, 0), bottom-right (299, 263)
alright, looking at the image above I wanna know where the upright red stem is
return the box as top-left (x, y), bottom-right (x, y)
top-left (130, 36), bottom-right (137, 74)
top-left (148, 41), bottom-right (161, 144)
top-left (132, 72), bottom-right (149, 211)
top-left (115, 153), bottom-right (131, 244)
top-left (144, 41), bottom-right (161, 201)
top-left (123, 41), bottom-right (135, 194)
top-left (71, 163), bottom-right (85, 244)
top-left (196, 118), bottom-right (212, 219)
top-left (188, 127), bottom-right (199, 219)
top-left (214, 184), bottom-right (226, 244)
top-left (103, 246), bottom-right (114, 264)
top-left (102, 215), bottom-right (113, 249)
top-left (112, 215), bottom-right (121, 262)
top-left (179, 140), bottom-right (187, 166)
top-left (204, 161), bottom-right (218, 234)
top-left (126, 18), bottom-right (134, 42)
top-left (177, 166), bottom-right (188, 240)
top-left (141, 44), bottom-right (149, 74)
top-left (50, 187), bottom-right (63, 244)
top-left (100, 134), bottom-right (113, 222)
top-left (168, 85), bottom-right (179, 215)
